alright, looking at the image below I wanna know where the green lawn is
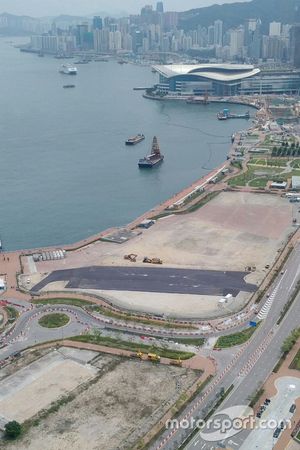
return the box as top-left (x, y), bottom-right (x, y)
top-left (71, 334), bottom-right (195, 360)
top-left (248, 177), bottom-right (268, 188)
top-left (38, 313), bottom-right (70, 328)
top-left (289, 349), bottom-right (300, 371)
top-left (214, 325), bottom-right (259, 348)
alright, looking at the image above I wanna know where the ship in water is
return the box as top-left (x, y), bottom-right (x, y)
top-left (125, 134), bottom-right (145, 145)
top-left (59, 64), bottom-right (77, 75)
top-left (63, 84), bottom-right (75, 88)
top-left (138, 136), bottom-right (164, 168)
top-left (217, 109), bottom-right (250, 120)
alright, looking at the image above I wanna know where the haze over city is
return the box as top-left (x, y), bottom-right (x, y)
top-left (0, 0), bottom-right (299, 449)
top-left (0, 0), bottom-right (247, 16)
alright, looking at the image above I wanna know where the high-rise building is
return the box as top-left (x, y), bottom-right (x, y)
top-left (93, 16), bottom-right (103, 30)
top-left (208, 25), bottom-right (215, 45)
top-left (229, 27), bottom-right (244, 58)
top-left (291, 24), bottom-right (300, 67)
top-left (156, 2), bottom-right (164, 13)
top-left (269, 21), bottom-right (281, 36)
top-left (214, 20), bottom-right (223, 46)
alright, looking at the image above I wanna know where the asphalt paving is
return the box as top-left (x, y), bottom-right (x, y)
top-left (31, 266), bottom-right (257, 296)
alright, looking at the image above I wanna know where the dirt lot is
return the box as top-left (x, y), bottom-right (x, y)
top-left (3, 350), bottom-right (199, 450)
top-left (26, 191), bottom-right (293, 276)
top-left (21, 191), bottom-right (294, 318)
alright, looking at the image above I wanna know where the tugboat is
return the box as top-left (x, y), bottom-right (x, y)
top-left (138, 136), bottom-right (164, 168)
top-left (125, 134), bottom-right (145, 145)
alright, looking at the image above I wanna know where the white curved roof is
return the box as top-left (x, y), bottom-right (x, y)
top-left (153, 64), bottom-right (260, 82)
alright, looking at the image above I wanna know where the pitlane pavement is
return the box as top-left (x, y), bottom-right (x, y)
top-left (31, 266), bottom-right (257, 296)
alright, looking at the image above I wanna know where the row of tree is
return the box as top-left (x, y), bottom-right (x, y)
top-left (272, 142), bottom-right (300, 157)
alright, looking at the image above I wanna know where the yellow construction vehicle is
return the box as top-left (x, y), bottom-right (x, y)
top-left (131, 350), bottom-right (143, 359)
top-left (147, 353), bottom-right (160, 362)
top-left (170, 358), bottom-right (182, 367)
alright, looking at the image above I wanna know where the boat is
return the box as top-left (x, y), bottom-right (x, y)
top-left (138, 136), bottom-right (164, 168)
top-left (0, 239), bottom-right (2, 251)
top-left (59, 64), bottom-right (77, 75)
top-left (217, 109), bottom-right (250, 120)
top-left (74, 60), bottom-right (89, 64)
top-left (63, 84), bottom-right (75, 88)
top-left (125, 134), bottom-right (145, 145)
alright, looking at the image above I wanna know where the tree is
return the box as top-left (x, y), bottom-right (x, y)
top-left (4, 421), bottom-right (22, 439)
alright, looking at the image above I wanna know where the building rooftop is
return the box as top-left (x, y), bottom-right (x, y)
top-left (153, 63), bottom-right (261, 82)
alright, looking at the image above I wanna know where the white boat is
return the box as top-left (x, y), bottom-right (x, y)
top-left (59, 64), bottom-right (77, 75)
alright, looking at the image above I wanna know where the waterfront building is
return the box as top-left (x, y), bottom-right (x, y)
top-left (152, 63), bottom-right (300, 96)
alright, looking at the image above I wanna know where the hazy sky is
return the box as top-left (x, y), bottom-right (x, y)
top-left (0, 0), bottom-right (246, 17)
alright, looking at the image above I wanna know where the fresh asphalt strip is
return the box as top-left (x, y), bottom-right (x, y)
top-left (31, 266), bottom-right (257, 296)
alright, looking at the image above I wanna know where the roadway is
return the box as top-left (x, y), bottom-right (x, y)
top-left (31, 266), bottom-right (257, 296)
top-left (149, 244), bottom-right (300, 450)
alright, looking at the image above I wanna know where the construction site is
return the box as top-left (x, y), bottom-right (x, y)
top-left (21, 191), bottom-right (294, 318)
top-left (0, 347), bottom-right (200, 450)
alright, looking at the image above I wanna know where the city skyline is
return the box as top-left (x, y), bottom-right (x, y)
top-left (0, 0), bottom-right (248, 17)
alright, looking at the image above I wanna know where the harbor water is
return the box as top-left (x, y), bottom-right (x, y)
top-left (0, 38), bottom-right (254, 250)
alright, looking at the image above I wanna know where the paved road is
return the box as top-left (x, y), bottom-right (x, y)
top-left (149, 244), bottom-right (300, 450)
top-left (31, 266), bottom-right (257, 296)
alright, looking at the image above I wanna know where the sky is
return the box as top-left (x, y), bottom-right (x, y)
top-left (0, 0), bottom-right (247, 17)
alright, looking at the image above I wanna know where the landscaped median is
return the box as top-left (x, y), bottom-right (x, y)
top-left (214, 324), bottom-right (260, 349)
top-left (32, 297), bottom-right (198, 330)
top-left (70, 334), bottom-right (195, 360)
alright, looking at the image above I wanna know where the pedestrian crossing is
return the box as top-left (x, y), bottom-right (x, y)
top-left (256, 285), bottom-right (279, 320)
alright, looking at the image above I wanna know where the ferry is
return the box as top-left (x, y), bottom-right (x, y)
top-left (138, 136), bottom-right (164, 168)
top-left (217, 109), bottom-right (250, 120)
top-left (125, 134), bottom-right (145, 145)
top-left (59, 64), bottom-right (77, 75)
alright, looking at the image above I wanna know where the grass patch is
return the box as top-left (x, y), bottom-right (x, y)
top-left (178, 192), bottom-right (220, 214)
top-left (166, 337), bottom-right (205, 346)
top-left (289, 349), bottom-right (300, 371)
top-left (4, 306), bottom-right (19, 323)
top-left (33, 298), bottom-right (94, 307)
top-left (215, 325), bottom-right (259, 348)
top-left (38, 313), bottom-right (70, 329)
top-left (228, 165), bottom-right (282, 187)
top-left (71, 334), bottom-right (195, 360)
